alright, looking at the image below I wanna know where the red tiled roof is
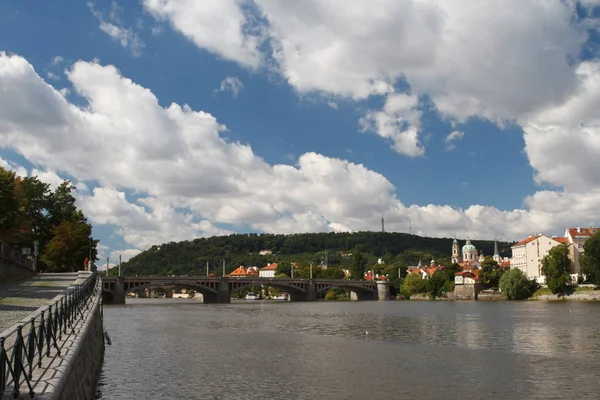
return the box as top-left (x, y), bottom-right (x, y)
top-left (512, 235), bottom-right (541, 247)
top-left (554, 237), bottom-right (570, 244)
top-left (228, 266), bottom-right (259, 277)
top-left (261, 263), bottom-right (278, 271)
top-left (568, 228), bottom-right (599, 238)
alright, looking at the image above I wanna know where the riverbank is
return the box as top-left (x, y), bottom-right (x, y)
top-left (532, 287), bottom-right (600, 301)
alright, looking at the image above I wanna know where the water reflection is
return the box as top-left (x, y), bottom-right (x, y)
top-left (97, 299), bottom-right (600, 399)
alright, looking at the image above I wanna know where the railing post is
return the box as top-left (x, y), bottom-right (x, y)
top-left (12, 326), bottom-right (23, 399)
top-left (1, 337), bottom-right (7, 396)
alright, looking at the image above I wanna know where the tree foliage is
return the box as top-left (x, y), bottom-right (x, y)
top-left (0, 166), bottom-right (96, 272)
top-left (351, 250), bottom-right (366, 280)
top-left (541, 244), bottom-right (572, 294)
top-left (119, 230), bottom-right (510, 277)
top-left (478, 257), bottom-right (507, 288)
top-left (582, 234), bottom-right (600, 287)
top-left (401, 274), bottom-right (426, 298)
top-left (499, 268), bottom-right (536, 300)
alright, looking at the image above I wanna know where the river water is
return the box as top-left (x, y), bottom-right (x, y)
top-left (96, 299), bottom-right (600, 399)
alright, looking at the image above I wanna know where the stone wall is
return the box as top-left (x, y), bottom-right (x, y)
top-left (451, 284), bottom-right (484, 300)
top-left (0, 242), bottom-right (35, 282)
top-left (37, 278), bottom-right (105, 400)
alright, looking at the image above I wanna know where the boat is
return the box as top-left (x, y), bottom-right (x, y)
top-left (272, 293), bottom-right (288, 301)
top-left (245, 292), bottom-right (259, 300)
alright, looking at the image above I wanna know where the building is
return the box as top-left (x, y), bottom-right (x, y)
top-left (259, 263), bottom-right (278, 278)
top-left (452, 238), bottom-right (480, 265)
top-left (408, 259), bottom-right (446, 279)
top-left (510, 234), bottom-right (570, 283)
top-left (564, 227), bottom-right (599, 276)
top-left (454, 270), bottom-right (480, 285)
top-left (227, 266), bottom-right (259, 277)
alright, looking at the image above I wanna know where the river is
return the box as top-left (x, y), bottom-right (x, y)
top-left (95, 299), bottom-right (600, 399)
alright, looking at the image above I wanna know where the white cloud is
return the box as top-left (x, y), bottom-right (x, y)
top-left (89, 1), bottom-right (145, 57)
top-left (143, 0), bottom-right (263, 68)
top-left (144, 0), bottom-right (595, 156)
top-left (2, 52), bottom-right (600, 257)
top-left (522, 61), bottom-right (600, 192)
top-left (445, 130), bottom-right (464, 151)
top-left (30, 168), bottom-right (64, 190)
top-left (0, 156), bottom-right (27, 177)
top-left (360, 93), bottom-right (424, 157)
top-left (218, 76), bottom-right (244, 97)
top-left (50, 56), bottom-right (64, 66)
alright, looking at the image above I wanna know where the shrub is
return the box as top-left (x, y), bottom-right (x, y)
top-left (499, 269), bottom-right (535, 300)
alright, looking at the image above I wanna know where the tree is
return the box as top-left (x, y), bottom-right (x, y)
top-left (41, 220), bottom-right (95, 272)
top-left (427, 269), bottom-right (450, 298)
top-left (499, 269), bottom-right (536, 300)
top-left (275, 262), bottom-right (292, 277)
top-left (541, 244), bottom-right (572, 294)
top-left (0, 167), bottom-right (19, 237)
top-left (351, 250), bottom-right (366, 280)
top-left (401, 273), bottom-right (425, 298)
top-left (478, 257), bottom-right (506, 288)
top-left (582, 234), bottom-right (600, 287)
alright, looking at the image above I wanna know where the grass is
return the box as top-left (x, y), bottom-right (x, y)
top-left (532, 287), bottom-right (553, 297)
top-left (574, 286), bottom-right (597, 292)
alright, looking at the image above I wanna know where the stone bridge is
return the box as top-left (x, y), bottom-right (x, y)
top-left (102, 276), bottom-right (392, 304)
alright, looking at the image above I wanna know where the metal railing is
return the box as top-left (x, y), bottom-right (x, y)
top-left (0, 241), bottom-right (33, 269)
top-left (0, 272), bottom-right (100, 399)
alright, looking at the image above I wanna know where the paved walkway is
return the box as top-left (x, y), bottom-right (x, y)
top-left (0, 273), bottom-right (79, 333)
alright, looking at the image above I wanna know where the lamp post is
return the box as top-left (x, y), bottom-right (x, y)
top-left (291, 262), bottom-right (294, 279)
top-left (310, 262), bottom-right (313, 279)
top-left (106, 257), bottom-right (109, 277)
top-left (119, 254), bottom-right (122, 277)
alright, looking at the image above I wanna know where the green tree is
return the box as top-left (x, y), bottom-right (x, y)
top-left (499, 268), bottom-right (536, 300)
top-left (41, 220), bottom-right (95, 272)
top-left (351, 250), bottom-right (366, 280)
top-left (275, 262), bottom-right (292, 277)
top-left (478, 257), bottom-right (506, 288)
top-left (582, 234), bottom-right (600, 287)
top-left (401, 273), bottom-right (425, 298)
top-left (427, 269), bottom-right (450, 298)
top-left (0, 167), bottom-right (19, 236)
top-left (541, 244), bottom-right (572, 294)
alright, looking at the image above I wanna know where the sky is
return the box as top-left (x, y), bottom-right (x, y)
top-left (1, 0), bottom-right (600, 266)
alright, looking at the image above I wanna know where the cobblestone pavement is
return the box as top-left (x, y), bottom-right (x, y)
top-left (0, 273), bottom-right (79, 333)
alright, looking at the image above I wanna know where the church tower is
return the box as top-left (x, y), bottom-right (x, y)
top-left (451, 238), bottom-right (461, 264)
top-left (492, 239), bottom-right (500, 262)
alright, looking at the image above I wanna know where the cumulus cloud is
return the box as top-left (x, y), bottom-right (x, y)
top-left (218, 76), bottom-right (244, 97)
top-left (143, 0), bottom-right (597, 158)
top-left (143, 0), bottom-right (263, 68)
top-left (360, 93), bottom-right (424, 157)
top-left (2, 52), bottom-right (600, 255)
top-left (89, 1), bottom-right (145, 56)
top-left (445, 130), bottom-right (464, 151)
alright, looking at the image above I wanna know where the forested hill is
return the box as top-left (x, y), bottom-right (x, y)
top-left (118, 232), bottom-right (513, 277)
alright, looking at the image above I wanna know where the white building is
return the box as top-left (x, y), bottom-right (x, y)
top-left (564, 227), bottom-right (598, 276)
top-left (259, 263), bottom-right (278, 278)
top-left (510, 234), bottom-right (570, 283)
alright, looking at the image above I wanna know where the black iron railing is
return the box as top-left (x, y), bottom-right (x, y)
top-left (0, 272), bottom-right (100, 399)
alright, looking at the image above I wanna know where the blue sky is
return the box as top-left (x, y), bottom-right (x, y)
top-left (1, 1), bottom-right (599, 263)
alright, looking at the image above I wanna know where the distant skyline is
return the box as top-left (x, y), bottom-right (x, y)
top-left (1, 1), bottom-right (600, 266)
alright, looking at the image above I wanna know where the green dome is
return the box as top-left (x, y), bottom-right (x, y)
top-left (462, 239), bottom-right (476, 252)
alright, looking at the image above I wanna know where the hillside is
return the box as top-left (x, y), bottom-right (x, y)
top-left (118, 232), bottom-right (513, 277)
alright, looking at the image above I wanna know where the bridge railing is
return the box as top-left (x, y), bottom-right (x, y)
top-left (0, 271), bottom-right (100, 399)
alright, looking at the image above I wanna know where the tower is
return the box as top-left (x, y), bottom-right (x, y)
top-left (451, 238), bottom-right (460, 264)
top-left (492, 238), bottom-right (500, 262)
top-left (381, 213), bottom-right (385, 233)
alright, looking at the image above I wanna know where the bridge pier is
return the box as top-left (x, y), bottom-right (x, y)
top-left (202, 277), bottom-right (231, 303)
top-left (376, 281), bottom-right (392, 300)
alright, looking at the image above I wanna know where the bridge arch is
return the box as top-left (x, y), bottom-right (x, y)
top-left (229, 280), bottom-right (308, 295)
top-left (124, 280), bottom-right (219, 296)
